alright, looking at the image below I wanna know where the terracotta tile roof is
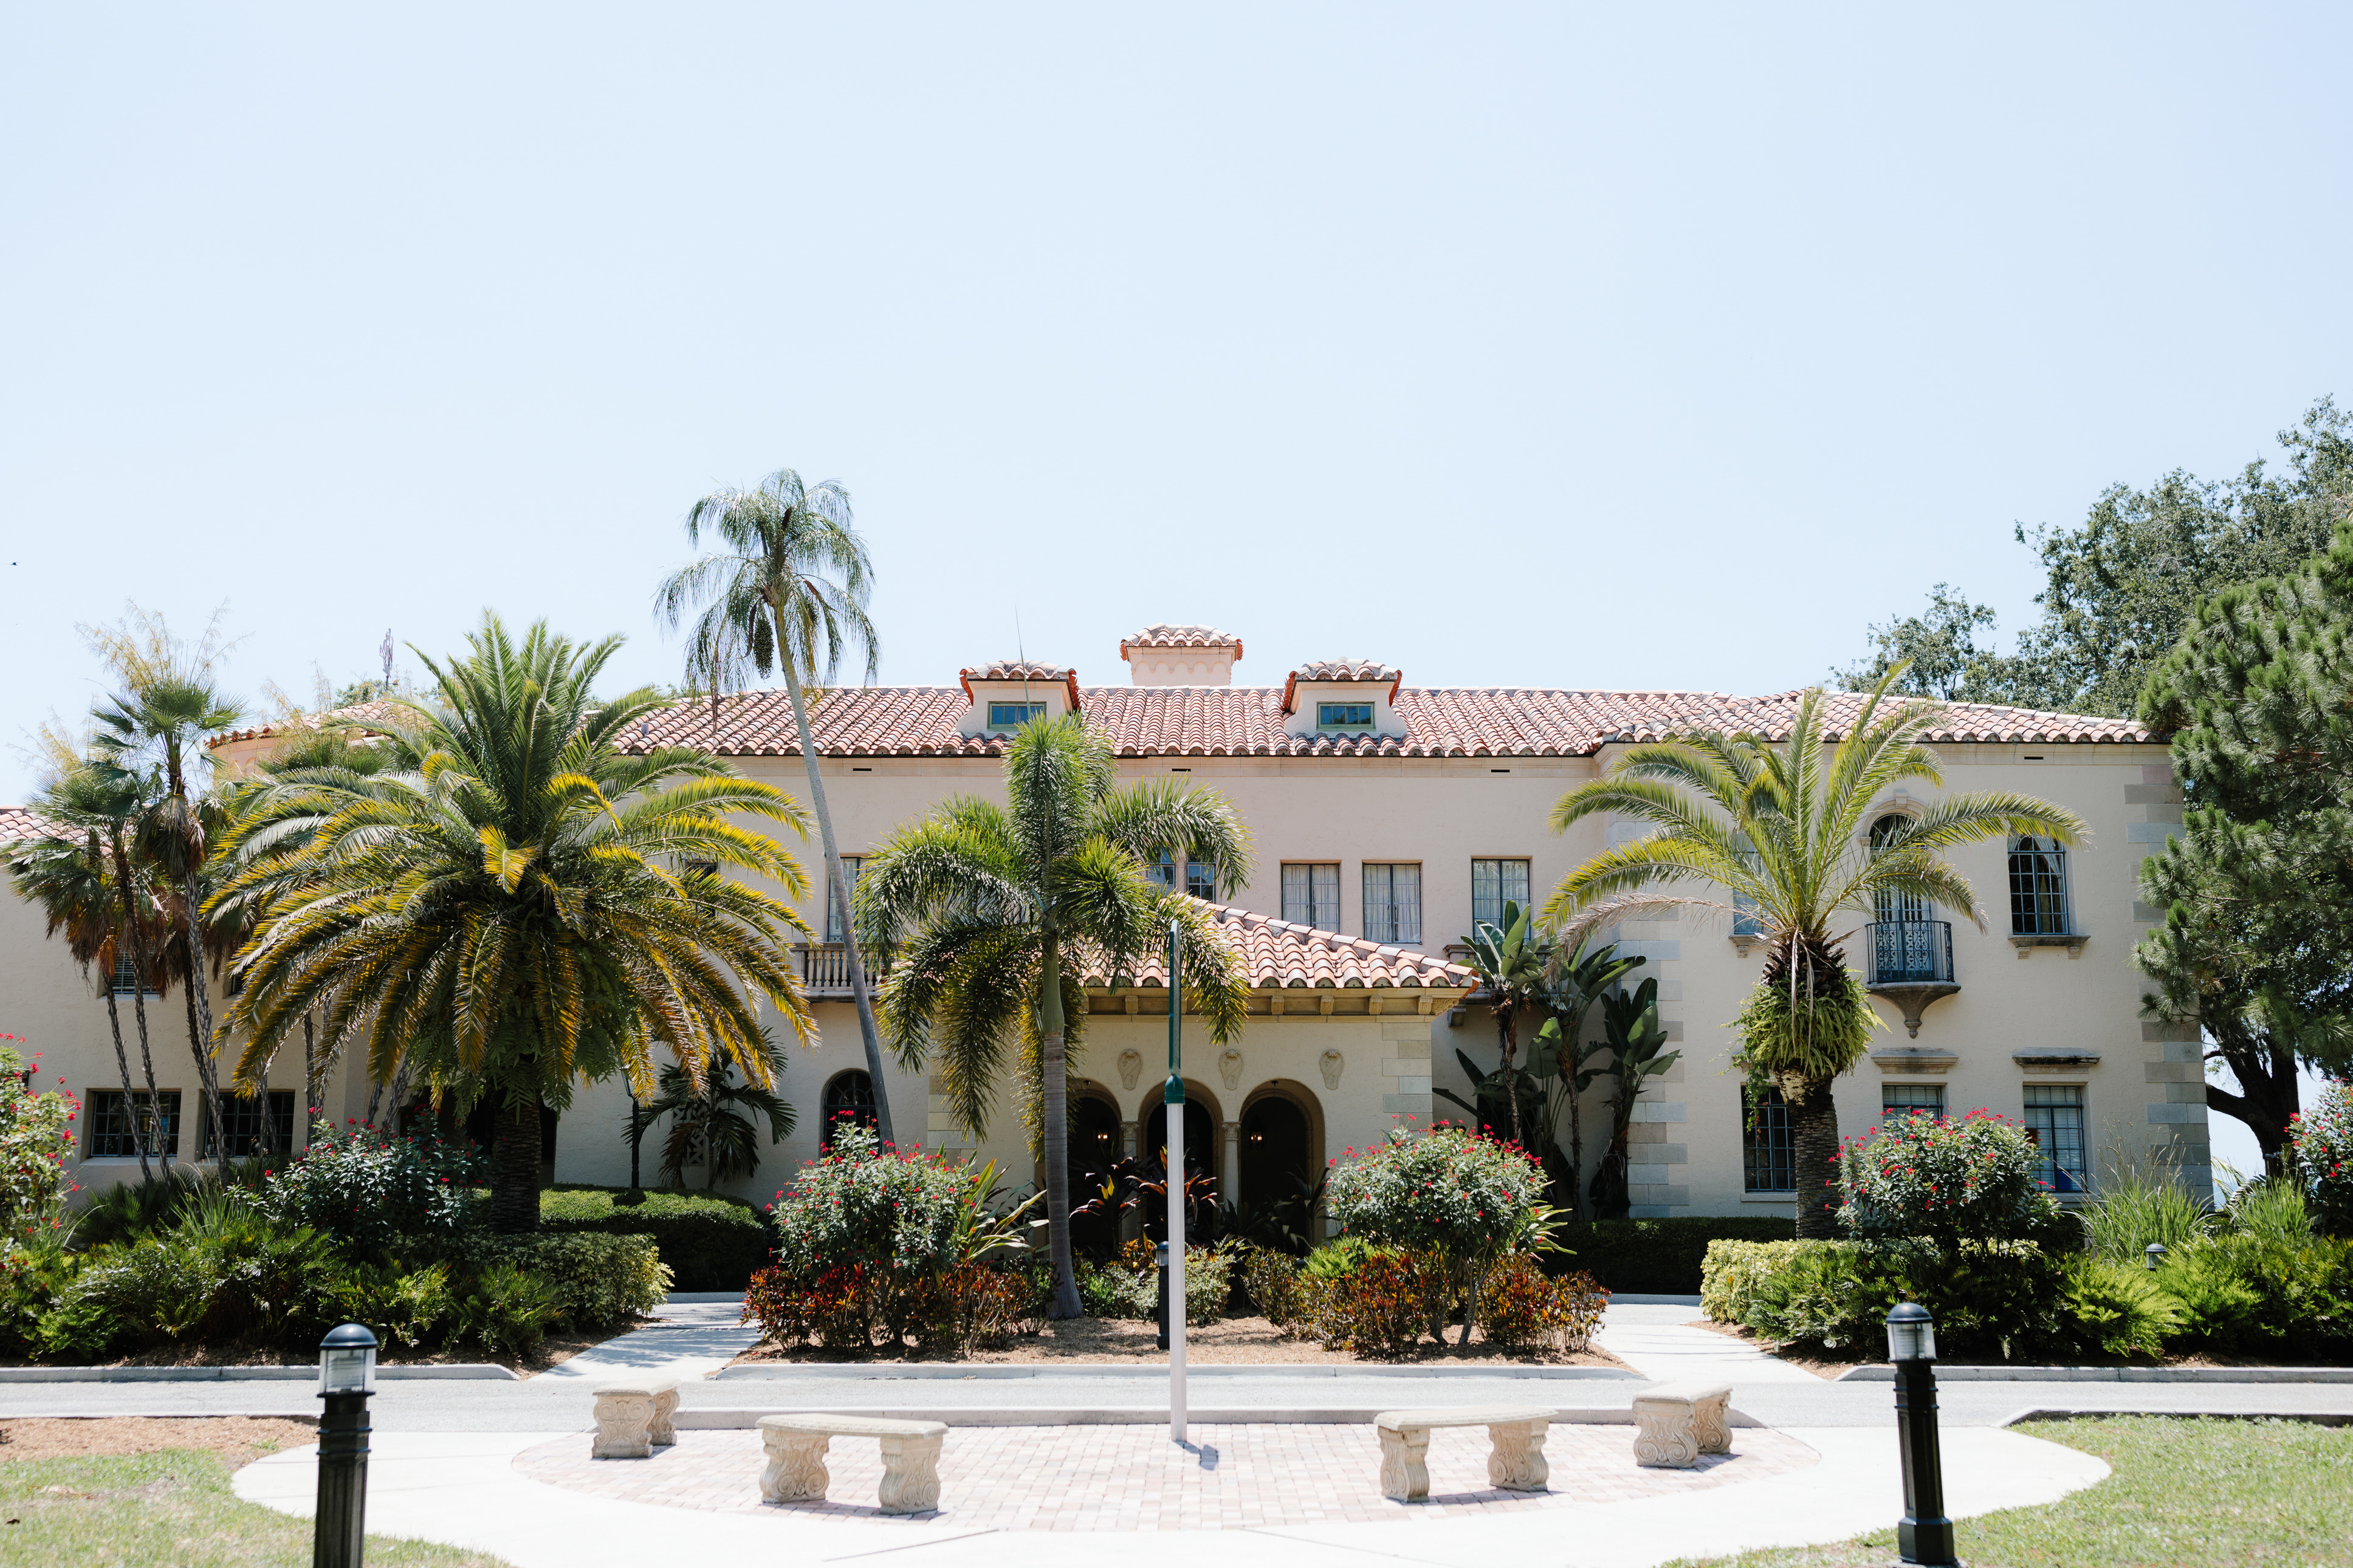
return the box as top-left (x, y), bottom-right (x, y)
top-left (1121, 625), bottom-right (1242, 658)
top-left (0, 805), bottom-right (58, 846)
top-left (956, 662), bottom-right (1083, 708)
top-left (624, 683), bottom-right (2152, 759)
top-left (1071, 902), bottom-right (1475, 990)
top-left (1283, 659), bottom-right (1404, 713)
top-left (208, 700), bottom-right (405, 747)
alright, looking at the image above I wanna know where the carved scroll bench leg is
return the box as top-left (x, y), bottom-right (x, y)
top-left (1691, 1391), bottom-right (1733, 1454)
top-left (591, 1393), bottom-right (654, 1460)
top-left (876, 1432), bottom-right (944, 1514)
top-left (1379, 1426), bottom-right (1432, 1502)
top-left (1486, 1419), bottom-right (1550, 1491)
top-left (1632, 1401), bottom-right (1700, 1469)
top-left (761, 1431), bottom-right (832, 1503)
top-left (648, 1386), bottom-right (678, 1447)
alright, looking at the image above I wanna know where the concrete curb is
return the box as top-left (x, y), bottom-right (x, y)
top-left (1605, 1293), bottom-right (1706, 1307)
top-left (0, 1364), bottom-right (519, 1383)
top-left (2000, 1405), bottom-right (2353, 1426)
top-left (669, 1403), bottom-right (1764, 1429)
top-left (662, 1293), bottom-right (744, 1306)
top-left (1837, 1364), bottom-right (2353, 1384)
top-left (712, 1361), bottom-right (1641, 1381)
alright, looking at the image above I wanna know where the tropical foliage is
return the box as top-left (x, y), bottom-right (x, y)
top-left (626, 1042), bottom-right (796, 1191)
top-left (1833, 1108), bottom-right (2063, 1250)
top-left (856, 711), bottom-right (1252, 1316)
top-left (1584, 976), bottom-right (1680, 1221)
top-left (2294, 1080), bottom-right (2353, 1234)
top-left (0, 1038), bottom-right (77, 1246)
top-left (1542, 669), bottom-right (2086, 1236)
top-left (212, 613), bottom-right (817, 1231)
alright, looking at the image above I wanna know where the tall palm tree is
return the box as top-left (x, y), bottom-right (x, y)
top-left (1541, 671), bottom-right (2087, 1238)
top-left (213, 613), bottom-right (820, 1231)
top-left (8, 778), bottom-right (162, 1181)
top-left (654, 467), bottom-right (898, 1146)
top-left (856, 713), bottom-right (1255, 1317)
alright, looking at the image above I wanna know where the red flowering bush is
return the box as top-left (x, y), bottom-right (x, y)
top-left (2291, 1080), bottom-right (2353, 1235)
top-left (1835, 1108), bottom-right (2063, 1249)
top-left (1325, 1121), bottom-right (1554, 1340)
top-left (0, 1037), bottom-right (77, 1246)
top-left (255, 1117), bottom-right (483, 1255)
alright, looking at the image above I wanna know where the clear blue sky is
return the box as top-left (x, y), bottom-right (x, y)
top-left (5, 6), bottom-right (2348, 1168)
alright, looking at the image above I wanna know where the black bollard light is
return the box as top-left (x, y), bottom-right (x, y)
top-left (1886, 1302), bottom-right (1954, 1566)
top-left (314, 1323), bottom-right (379, 1568)
top-left (1154, 1239), bottom-right (1172, 1351)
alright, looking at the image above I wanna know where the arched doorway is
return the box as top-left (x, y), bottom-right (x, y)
top-left (1067, 1090), bottom-right (1124, 1258)
top-left (1238, 1082), bottom-right (1323, 1251)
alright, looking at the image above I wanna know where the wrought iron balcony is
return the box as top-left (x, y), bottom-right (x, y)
top-left (1864, 920), bottom-right (1957, 1039)
top-left (793, 942), bottom-right (892, 997)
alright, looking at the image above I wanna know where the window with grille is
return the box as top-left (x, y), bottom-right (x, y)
top-left (201, 1091), bottom-right (297, 1159)
top-left (1744, 1087), bottom-right (1795, 1191)
top-left (1870, 815), bottom-right (1929, 924)
top-left (824, 857), bottom-right (865, 942)
top-left (87, 1089), bottom-right (181, 1160)
top-left (1362, 863), bottom-right (1422, 945)
top-left (109, 954), bottom-right (160, 996)
top-left (822, 1070), bottom-right (878, 1149)
top-left (2022, 1084), bottom-right (2087, 1193)
top-left (1184, 857), bottom-right (1217, 900)
top-left (1471, 858), bottom-right (1531, 930)
top-left (1316, 702), bottom-right (1374, 730)
top-left (2008, 836), bottom-right (2070, 934)
top-left (987, 702), bottom-right (1047, 730)
top-left (1280, 863), bottom-right (1340, 928)
top-left (1146, 851), bottom-right (1177, 891)
top-left (1882, 1083), bottom-right (1946, 1120)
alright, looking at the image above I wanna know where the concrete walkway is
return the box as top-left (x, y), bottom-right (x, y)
top-left (536, 1294), bottom-right (760, 1383)
top-left (1593, 1301), bottom-right (1826, 1385)
top-left (233, 1423), bottom-right (2111, 1567)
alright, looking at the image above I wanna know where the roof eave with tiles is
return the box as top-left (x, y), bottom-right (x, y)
top-left (1071, 903), bottom-right (1475, 991)
top-left (0, 805), bottom-right (58, 847)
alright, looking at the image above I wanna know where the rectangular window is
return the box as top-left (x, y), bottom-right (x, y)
top-left (1280, 863), bottom-right (1341, 928)
top-left (87, 1089), bottom-right (182, 1160)
top-left (824, 856), bottom-right (865, 942)
top-left (987, 702), bottom-right (1047, 730)
top-left (109, 954), bottom-right (160, 997)
top-left (1184, 857), bottom-right (1217, 900)
top-left (201, 1090), bottom-right (298, 1159)
top-left (1743, 1087), bottom-right (1795, 1192)
top-left (2008, 835), bottom-right (2070, 935)
top-left (1146, 851), bottom-right (1176, 892)
top-left (1471, 858), bottom-right (1531, 929)
top-left (1316, 702), bottom-right (1374, 730)
top-left (2022, 1084), bottom-right (2088, 1194)
top-left (1882, 1083), bottom-right (1946, 1120)
top-left (1731, 892), bottom-right (1764, 938)
top-left (1362, 863), bottom-right (1423, 946)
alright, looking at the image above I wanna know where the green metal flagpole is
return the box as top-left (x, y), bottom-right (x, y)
top-left (1166, 916), bottom-right (1186, 1443)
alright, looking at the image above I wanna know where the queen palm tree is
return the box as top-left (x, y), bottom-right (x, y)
top-left (654, 467), bottom-right (896, 1146)
top-left (213, 613), bottom-right (820, 1231)
top-left (856, 713), bottom-right (1254, 1318)
top-left (1541, 671), bottom-right (2087, 1238)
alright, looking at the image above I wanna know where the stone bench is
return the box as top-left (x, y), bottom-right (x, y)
top-left (758, 1413), bottom-right (949, 1515)
top-left (590, 1377), bottom-right (679, 1459)
top-left (1631, 1380), bottom-right (1733, 1468)
top-left (1373, 1406), bottom-right (1553, 1501)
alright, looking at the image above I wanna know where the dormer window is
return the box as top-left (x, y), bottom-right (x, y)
top-left (988, 702), bottom-right (1048, 731)
top-left (1317, 702), bottom-right (1375, 731)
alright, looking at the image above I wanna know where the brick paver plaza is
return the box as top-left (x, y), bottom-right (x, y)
top-left (515, 1422), bottom-right (1821, 1531)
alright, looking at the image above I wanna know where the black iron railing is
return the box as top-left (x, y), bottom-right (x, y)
top-left (1867, 921), bottom-right (1953, 986)
top-left (794, 942), bottom-right (893, 993)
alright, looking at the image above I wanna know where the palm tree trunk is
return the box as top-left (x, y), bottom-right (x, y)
top-left (778, 660), bottom-right (896, 1148)
top-left (1038, 931), bottom-right (1082, 1320)
top-left (1564, 1074), bottom-right (1585, 1223)
top-left (98, 971), bottom-right (151, 1183)
top-left (110, 826), bottom-right (167, 1168)
top-left (180, 871), bottom-right (231, 1165)
top-left (1499, 1007), bottom-right (1524, 1148)
top-left (301, 1012), bottom-right (320, 1146)
top-left (489, 1094), bottom-right (542, 1233)
top-left (1790, 1081), bottom-right (1843, 1241)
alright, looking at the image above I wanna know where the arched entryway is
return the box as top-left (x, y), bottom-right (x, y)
top-left (1140, 1082), bottom-right (1218, 1241)
top-left (1237, 1080), bottom-right (1324, 1251)
top-left (1067, 1087), bottom-right (1124, 1258)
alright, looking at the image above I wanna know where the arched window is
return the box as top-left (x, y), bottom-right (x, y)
top-left (1869, 814), bottom-right (1928, 925)
top-left (820, 1070), bottom-right (878, 1149)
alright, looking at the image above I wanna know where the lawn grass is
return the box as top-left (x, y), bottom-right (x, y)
top-left (0, 1449), bottom-right (510, 1567)
top-left (1665, 1416), bottom-right (2353, 1567)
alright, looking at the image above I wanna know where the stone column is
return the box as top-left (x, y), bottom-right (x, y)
top-left (1220, 1119), bottom-right (1240, 1206)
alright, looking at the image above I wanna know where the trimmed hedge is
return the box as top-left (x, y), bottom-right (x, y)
top-left (535, 1187), bottom-right (774, 1291)
top-left (1556, 1216), bottom-right (1795, 1294)
top-left (447, 1232), bottom-right (671, 1328)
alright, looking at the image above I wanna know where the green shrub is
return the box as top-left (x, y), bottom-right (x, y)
top-left (1476, 1256), bottom-right (1607, 1352)
top-left (2081, 1164), bottom-right (2213, 1263)
top-left (1063, 1241), bottom-right (1229, 1326)
top-left (1327, 1125), bottom-right (1550, 1333)
top-left (1740, 1239), bottom-right (2072, 1361)
top-left (1700, 1238), bottom-right (1806, 1323)
top-left (538, 1186), bottom-right (772, 1290)
top-left (446, 1233), bottom-right (668, 1330)
top-left (257, 1121), bottom-right (482, 1258)
top-left (1237, 1244), bottom-right (1305, 1328)
top-left (452, 1263), bottom-right (562, 1358)
top-left (325, 1260), bottom-right (459, 1352)
top-left (1298, 1246), bottom-right (1443, 1354)
top-left (42, 1192), bottom-right (340, 1358)
top-left (2061, 1255), bottom-right (2183, 1360)
top-left (2156, 1232), bottom-right (2353, 1358)
top-left (1836, 1109), bottom-right (2064, 1248)
top-left (2224, 1180), bottom-right (2317, 1246)
top-left (2293, 1080), bottom-right (2353, 1235)
top-left (1568, 1216), bottom-right (1794, 1295)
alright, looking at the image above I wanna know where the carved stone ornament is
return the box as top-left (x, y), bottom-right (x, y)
top-left (591, 1392), bottom-right (656, 1460)
top-left (1218, 1047), bottom-right (1245, 1091)
top-left (760, 1429), bottom-right (831, 1502)
top-left (1319, 1049), bottom-right (1345, 1090)
top-left (1117, 1049), bottom-right (1142, 1092)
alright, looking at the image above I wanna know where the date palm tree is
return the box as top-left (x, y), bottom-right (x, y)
top-left (654, 467), bottom-right (896, 1146)
top-left (856, 713), bottom-right (1254, 1318)
top-left (1541, 670), bottom-right (2087, 1238)
top-left (213, 613), bottom-right (820, 1231)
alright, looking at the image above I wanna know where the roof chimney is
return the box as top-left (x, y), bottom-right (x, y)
top-left (1119, 625), bottom-right (1242, 686)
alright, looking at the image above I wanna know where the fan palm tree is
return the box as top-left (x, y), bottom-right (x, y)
top-left (1541, 670), bottom-right (2087, 1238)
top-left (212, 613), bottom-right (820, 1232)
top-left (856, 713), bottom-right (1255, 1318)
top-left (654, 466), bottom-right (897, 1146)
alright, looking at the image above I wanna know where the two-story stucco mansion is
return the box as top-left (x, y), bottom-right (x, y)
top-left (2, 624), bottom-right (2210, 1218)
